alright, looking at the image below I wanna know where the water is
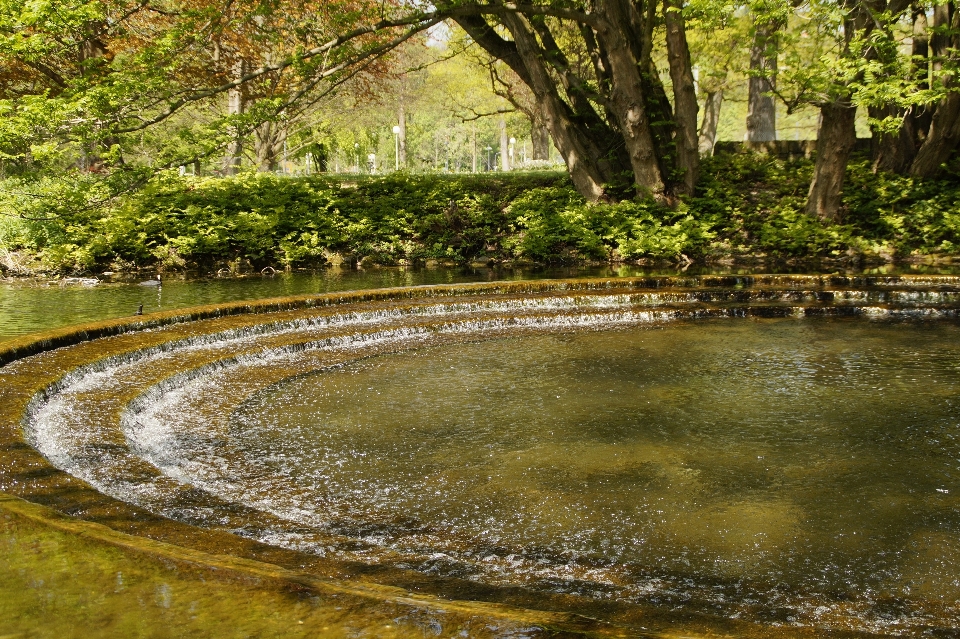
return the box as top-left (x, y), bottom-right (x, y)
top-left (0, 266), bottom-right (639, 342)
top-left (137, 322), bottom-right (960, 633)
top-left (8, 276), bottom-right (960, 636)
top-left (3, 263), bottom-right (957, 342)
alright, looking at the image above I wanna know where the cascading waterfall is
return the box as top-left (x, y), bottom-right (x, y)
top-left (3, 275), bottom-right (960, 638)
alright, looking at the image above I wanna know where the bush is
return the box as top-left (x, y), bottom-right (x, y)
top-left (8, 154), bottom-right (960, 274)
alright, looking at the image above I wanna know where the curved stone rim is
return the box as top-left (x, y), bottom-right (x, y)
top-left (5, 273), bottom-right (958, 366)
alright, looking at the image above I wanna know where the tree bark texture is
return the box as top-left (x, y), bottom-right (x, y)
top-left (806, 101), bottom-right (857, 222)
top-left (255, 120), bottom-right (283, 172)
top-left (664, 0), bottom-right (699, 193)
top-left (488, 12), bottom-right (610, 198)
top-left (531, 120), bottom-right (551, 160)
top-left (908, 93), bottom-right (960, 176)
top-left (908, 6), bottom-right (932, 145)
top-left (746, 21), bottom-right (778, 142)
top-left (870, 104), bottom-right (916, 173)
top-left (698, 90), bottom-right (723, 156)
top-left (78, 21), bottom-right (116, 171)
top-left (870, 6), bottom-right (930, 173)
top-left (588, 0), bottom-right (665, 197)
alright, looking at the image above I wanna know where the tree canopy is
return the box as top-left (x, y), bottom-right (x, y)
top-left (2, 0), bottom-right (960, 223)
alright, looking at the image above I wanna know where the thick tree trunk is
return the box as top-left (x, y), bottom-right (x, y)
top-left (909, 6), bottom-right (932, 144)
top-left (255, 120), bottom-right (282, 172)
top-left (491, 12), bottom-right (611, 199)
top-left (531, 120), bottom-right (551, 160)
top-left (909, 1), bottom-right (960, 177)
top-left (698, 90), bottom-right (723, 155)
top-left (78, 21), bottom-right (115, 171)
top-left (664, 0), bottom-right (699, 194)
top-left (806, 101), bottom-right (857, 222)
top-left (871, 6), bottom-right (930, 173)
top-left (870, 104), bottom-right (916, 173)
top-left (456, 3), bottom-right (681, 201)
top-left (592, 0), bottom-right (664, 197)
top-left (526, 15), bottom-right (632, 186)
top-left (746, 21), bottom-right (778, 142)
top-left (908, 93), bottom-right (960, 176)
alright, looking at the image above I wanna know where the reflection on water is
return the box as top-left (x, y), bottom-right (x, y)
top-left (3, 262), bottom-right (957, 342)
top-left (136, 320), bottom-right (960, 633)
top-left (0, 266), bottom-right (629, 341)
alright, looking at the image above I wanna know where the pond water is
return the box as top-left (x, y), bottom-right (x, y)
top-left (120, 321), bottom-right (960, 634)
top-left (3, 263), bottom-right (955, 342)
top-left (0, 266), bottom-right (634, 342)
top-left (5, 274), bottom-right (960, 636)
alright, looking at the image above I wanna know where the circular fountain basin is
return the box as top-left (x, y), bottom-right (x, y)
top-left (3, 275), bottom-right (960, 637)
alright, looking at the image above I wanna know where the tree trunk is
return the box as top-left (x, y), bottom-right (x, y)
top-left (499, 116), bottom-right (510, 171)
top-left (909, 1), bottom-right (960, 177)
top-left (398, 102), bottom-right (407, 168)
top-left (909, 5), bottom-right (932, 144)
top-left (531, 120), bottom-right (551, 160)
top-left (806, 101), bottom-right (857, 222)
top-left (908, 93), bottom-right (960, 176)
top-left (746, 21), bottom-right (778, 142)
top-left (592, 0), bottom-right (665, 198)
top-left (870, 6), bottom-right (930, 173)
top-left (698, 90), bottom-right (723, 156)
top-left (255, 120), bottom-right (282, 172)
top-left (524, 14), bottom-right (632, 188)
top-left (870, 104), bottom-right (916, 173)
top-left (490, 12), bottom-right (610, 199)
top-left (456, 3), bottom-right (684, 202)
top-left (78, 21), bottom-right (115, 172)
top-left (223, 58), bottom-right (247, 175)
top-left (664, 0), bottom-right (699, 194)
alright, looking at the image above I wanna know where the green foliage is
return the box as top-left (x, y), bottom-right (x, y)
top-left (8, 153), bottom-right (960, 274)
top-left (506, 187), bottom-right (713, 262)
top-left (691, 152), bottom-right (960, 260)
top-left (842, 160), bottom-right (960, 255)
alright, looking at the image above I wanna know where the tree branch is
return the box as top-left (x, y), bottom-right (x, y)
top-left (461, 107), bottom-right (517, 121)
top-left (112, 15), bottom-right (441, 134)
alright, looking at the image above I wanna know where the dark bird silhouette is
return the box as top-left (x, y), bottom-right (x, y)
top-left (135, 304), bottom-right (143, 315)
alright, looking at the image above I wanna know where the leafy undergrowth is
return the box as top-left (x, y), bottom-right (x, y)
top-left (3, 154), bottom-right (960, 274)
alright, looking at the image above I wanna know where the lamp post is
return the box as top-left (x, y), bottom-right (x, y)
top-left (392, 125), bottom-right (401, 170)
top-left (508, 137), bottom-right (516, 170)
